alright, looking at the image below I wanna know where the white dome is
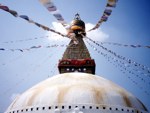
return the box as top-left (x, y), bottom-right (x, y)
top-left (5, 73), bottom-right (148, 113)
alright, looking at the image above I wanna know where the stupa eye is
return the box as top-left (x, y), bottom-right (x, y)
top-left (78, 68), bottom-right (81, 72)
top-left (66, 68), bottom-right (70, 71)
top-left (72, 68), bottom-right (75, 71)
top-left (83, 68), bottom-right (86, 71)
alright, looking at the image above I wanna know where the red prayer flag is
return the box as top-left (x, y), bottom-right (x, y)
top-left (0, 5), bottom-right (9, 12)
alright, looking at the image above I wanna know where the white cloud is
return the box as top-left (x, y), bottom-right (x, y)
top-left (46, 22), bottom-right (109, 42)
top-left (86, 23), bottom-right (109, 41)
top-left (47, 22), bottom-right (68, 42)
top-left (10, 93), bottom-right (20, 102)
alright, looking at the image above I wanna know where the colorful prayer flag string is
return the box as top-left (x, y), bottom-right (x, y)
top-left (0, 44), bottom-right (67, 52)
top-left (39, 0), bottom-right (68, 27)
top-left (0, 36), bottom-right (50, 44)
top-left (0, 4), bottom-right (66, 37)
top-left (88, 0), bottom-right (119, 32)
top-left (85, 36), bottom-right (150, 75)
top-left (86, 39), bottom-right (150, 95)
top-left (97, 41), bottom-right (150, 49)
top-left (2, 50), bottom-right (58, 96)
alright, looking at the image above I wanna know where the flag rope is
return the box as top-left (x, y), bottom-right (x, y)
top-left (86, 39), bottom-right (150, 96)
top-left (0, 4), bottom-right (66, 37)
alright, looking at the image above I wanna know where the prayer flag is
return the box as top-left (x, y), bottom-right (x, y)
top-left (0, 5), bottom-right (9, 11)
top-left (9, 10), bottom-right (18, 17)
top-left (41, 25), bottom-right (50, 30)
top-left (101, 15), bottom-right (108, 22)
top-left (47, 5), bottom-right (57, 12)
top-left (39, 0), bottom-right (51, 5)
top-left (34, 22), bottom-right (41, 27)
top-left (108, 0), bottom-right (118, 3)
top-left (19, 15), bottom-right (29, 21)
top-left (53, 13), bottom-right (64, 21)
top-left (104, 9), bottom-right (112, 16)
top-left (0, 48), bottom-right (5, 50)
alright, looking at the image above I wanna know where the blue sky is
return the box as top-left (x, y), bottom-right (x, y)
top-left (0, 0), bottom-right (150, 112)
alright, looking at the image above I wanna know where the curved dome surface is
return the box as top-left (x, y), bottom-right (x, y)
top-left (5, 73), bottom-right (148, 113)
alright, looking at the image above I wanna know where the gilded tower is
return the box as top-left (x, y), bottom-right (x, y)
top-left (58, 14), bottom-right (95, 74)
